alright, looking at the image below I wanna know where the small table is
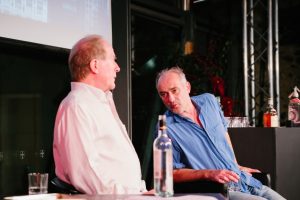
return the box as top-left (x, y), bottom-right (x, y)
top-left (3, 193), bottom-right (227, 200)
top-left (59, 193), bottom-right (226, 200)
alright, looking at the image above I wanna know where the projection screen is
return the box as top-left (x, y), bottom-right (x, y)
top-left (0, 0), bottom-right (112, 49)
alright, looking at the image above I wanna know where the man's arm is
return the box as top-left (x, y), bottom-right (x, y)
top-left (225, 132), bottom-right (260, 174)
top-left (173, 168), bottom-right (239, 184)
top-left (225, 132), bottom-right (235, 156)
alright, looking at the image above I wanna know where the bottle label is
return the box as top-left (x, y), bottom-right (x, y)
top-left (289, 104), bottom-right (300, 124)
top-left (270, 115), bottom-right (279, 127)
top-left (165, 150), bottom-right (173, 178)
top-left (153, 149), bottom-right (162, 179)
top-left (263, 113), bottom-right (270, 127)
top-left (167, 151), bottom-right (173, 177)
top-left (263, 113), bottom-right (279, 127)
top-left (153, 149), bottom-right (173, 179)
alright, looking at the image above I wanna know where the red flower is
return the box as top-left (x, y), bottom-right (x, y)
top-left (221, 96), bottom-right (234, 117)
top-left (210, 76), bottom-right (225, 97)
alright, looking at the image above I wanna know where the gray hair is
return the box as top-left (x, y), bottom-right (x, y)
top-left (156, 66), bottom-right (187, 87)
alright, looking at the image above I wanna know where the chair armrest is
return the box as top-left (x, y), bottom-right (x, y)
top-left (174, 180), bottom-right (228, 196)
top-left (173, 172), bottom-right (270, 196)
top-left (252, 172), bottom-right (271, 187)
top-left (51, 177), bottom-right (82, 194)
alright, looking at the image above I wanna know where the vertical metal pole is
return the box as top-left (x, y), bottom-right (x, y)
top-left (268, 0), bottom-right (274, 100)
top-left (183, 0), bottom-right (190, 11)
top-left (274, 0), bottom-right (280, 117)
top-left (249, 0), bottom-right (255, 125)
top-left (243, 0), bottom-right (249, 118)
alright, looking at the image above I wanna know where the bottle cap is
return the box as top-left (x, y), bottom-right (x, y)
top-left (288, 86), bottom-right (300, 103)
top-left (288, 86), bottom-right (300, 99)
top-left (159, 115), bottom-right (167, 130)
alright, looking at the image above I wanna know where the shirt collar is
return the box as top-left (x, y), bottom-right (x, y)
top-left (166, 97), bottom-right (202, 124)
top-left (166, 109), bottom-right (194, 125)
top-left (71, 82), bottom-right (112, 102)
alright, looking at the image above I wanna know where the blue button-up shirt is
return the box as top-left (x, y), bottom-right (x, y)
top-left (162, 93), bottom-right (262, 193)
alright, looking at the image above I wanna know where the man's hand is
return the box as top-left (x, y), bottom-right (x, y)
top-left (143, 189), bottom-right (155, 195)
top-left (238, 165), bottom-right (261, 175)
top-left (207, 169), bottom-right (240, 184)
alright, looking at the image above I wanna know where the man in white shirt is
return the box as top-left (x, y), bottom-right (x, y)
top-left (53, 35), bottom-right (146, 194)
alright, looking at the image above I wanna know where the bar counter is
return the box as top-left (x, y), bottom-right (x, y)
top-left (228, 127), bottom-right (300, 200)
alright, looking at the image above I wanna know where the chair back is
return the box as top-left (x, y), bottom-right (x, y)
top-left (252, 172), bottom-right (271, 187)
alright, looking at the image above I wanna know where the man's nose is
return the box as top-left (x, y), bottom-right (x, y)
top-left (115, 64), bottom-right (120, 72)
top-left (167, 93), bottom-right (175, 103)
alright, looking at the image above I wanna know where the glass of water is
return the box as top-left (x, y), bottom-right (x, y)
top-left (28, 173), bottom-right (48, 195)
top-left (228, 180), bottom-right (241, 192)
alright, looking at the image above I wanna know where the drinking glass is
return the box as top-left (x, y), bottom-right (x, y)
top-left (28, 173), bottom-right (48, 195)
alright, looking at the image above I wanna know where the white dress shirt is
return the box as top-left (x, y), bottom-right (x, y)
top-left (53, 82), bottom-right (146, 194)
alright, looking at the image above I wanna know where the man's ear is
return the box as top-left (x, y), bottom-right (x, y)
top-left (89, 59), bottom-right (100, 74)
top-left (186, 81), bottom-right (191, 94)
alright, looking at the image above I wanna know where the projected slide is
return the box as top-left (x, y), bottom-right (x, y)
top-left (0, 0), bottom-right (112, 49)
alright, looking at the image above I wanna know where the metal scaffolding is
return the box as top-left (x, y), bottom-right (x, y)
top-left (243, 0), bottom-right (280, 126)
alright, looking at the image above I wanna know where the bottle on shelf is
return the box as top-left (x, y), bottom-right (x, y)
top-left (153, 115), bottom-right (173, 197)
top-left (263, 98), bottom-right (279, 127)
top-left (288, 86), bottom-right (300, 127)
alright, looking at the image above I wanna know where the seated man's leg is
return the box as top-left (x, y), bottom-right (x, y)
top-left (229, 191), bottom-right (267, 200)
top-left (249, 185), bottom-right (286, 200)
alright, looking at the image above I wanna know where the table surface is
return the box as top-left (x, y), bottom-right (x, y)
top-left (3, 193), bottom-right (227, 200)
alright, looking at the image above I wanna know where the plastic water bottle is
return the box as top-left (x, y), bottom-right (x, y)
top-left (153, 115), bottom-right (173, 197)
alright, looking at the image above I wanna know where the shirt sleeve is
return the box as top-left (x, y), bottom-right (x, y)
top-left (169, 132), bottom-right (186, 169)
top-left (173, 149), bottom-right (186, 169)
top-left (209, 94), bottom-right (229, 129)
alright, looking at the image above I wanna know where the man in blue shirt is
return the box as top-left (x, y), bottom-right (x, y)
top-left (155, 66), bottom-right (285, 200)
